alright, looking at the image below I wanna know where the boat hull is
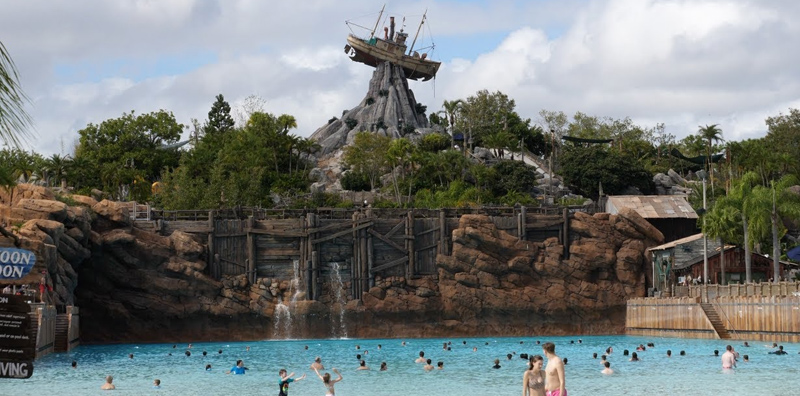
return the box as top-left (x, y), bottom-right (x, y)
top-left (346, 35), bottom-right (440, 81)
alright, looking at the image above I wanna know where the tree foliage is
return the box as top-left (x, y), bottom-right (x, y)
top-left (0, 41), bottom-right (33, 148)
top-left (559, 145), bottom-right (654, 199)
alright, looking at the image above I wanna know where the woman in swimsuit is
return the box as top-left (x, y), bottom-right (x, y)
top-left (314, 367), bottom-right (342, 396)
top-left (523, 355), bottom-right (546, 396)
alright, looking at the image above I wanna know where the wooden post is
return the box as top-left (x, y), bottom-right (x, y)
top-left (406, 211), bottom-right (415, 280)
top-left (352, 212), bottom-right (361, 298)
top-left (246, 216), bottom-right (255, 284)
top-left (438, 209), bottom-right (447, 256)
top-left (300, 215), bottom-right (307, 284)
top-left (361, 218), bottom-right (369, 294)
top-left (520, 206), bottom-right (527, 241)
top-left (563, 208), bottom-right (569, 259)
top-left (368, 231), bottom-right (375, 288)
top-left (311, 250), bottom-right (319, 301)
top-left (207, 210), bottom-right (216, 278)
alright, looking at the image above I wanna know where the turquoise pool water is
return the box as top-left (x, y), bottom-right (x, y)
top-left (5, 335), bottom-right (800, 395)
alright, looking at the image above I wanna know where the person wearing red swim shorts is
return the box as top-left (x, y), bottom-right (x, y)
top-left (543, 342), bottom-right (566, 396)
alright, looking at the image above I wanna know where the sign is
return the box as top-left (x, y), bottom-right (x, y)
top-left (0, 347), bottom-right (34, 361)
top-left (0, 360), bottom-right (33, 379)
top-left (0, 312), bottom-right (30, 335)
top-left (0, 248), bottom-right (36, 280)
top-left (0, 295), bottom-right (31, 312)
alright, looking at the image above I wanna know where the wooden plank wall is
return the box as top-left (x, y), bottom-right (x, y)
top-left (713, 296), bottom-right (800, 343)
top-left (626, 297), bottom-right (717, 339)
top-left (141, 207), bottom-right (570, 300)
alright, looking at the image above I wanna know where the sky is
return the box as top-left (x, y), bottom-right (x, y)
top-left (2, 0), bottom-right (800, 155)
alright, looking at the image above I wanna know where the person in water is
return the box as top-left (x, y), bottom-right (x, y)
top-left (423, 359), bottom-right (434, 371)
top-left (380, 362), bottom-right (387, 371)
top-left (721, 345), bottom-right (736, 369)
top-left (415, 351), bottom-right (426, 363)
top-left (153, 379), bottom-right (161, 389)
top-left (101, 375), bottom-right (115, 390)
top-left (543, 343), bottom-right (566, 396)
top-left (770, 345), bottom-right (788, 355)
top-left (313, 367), bottom-right (342, 396)
top-left (437, 361), bottom-right (444, 370)
top-left (492, 359), bottom-right (501, 369)
top-left (630, 352), bottom-right (640, 362)
top-left (311, 357), bottom-right (324, 370)
top-left (523, 355), bottom-right (545, 396)
top-left (227, 359), bottom-right (247, 374)
top-left (357, 360), bottom-right (369, 370)
top-left (278, 369), bottom-right (305, 396)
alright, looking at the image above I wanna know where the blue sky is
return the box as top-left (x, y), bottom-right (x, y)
top-left (2, 0), bottom-right (799, 155)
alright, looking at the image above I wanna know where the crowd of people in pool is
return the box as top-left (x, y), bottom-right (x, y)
top-left (83, 339), bottom-right (799, 394)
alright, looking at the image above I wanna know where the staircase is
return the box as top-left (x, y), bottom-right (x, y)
top-left (54, 314), bottom-right (69, 352)
top-left (700, 303), bottom-right (731, 339)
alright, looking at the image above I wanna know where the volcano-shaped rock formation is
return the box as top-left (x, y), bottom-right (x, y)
top-left (311, 62), bottom-right (430, 156)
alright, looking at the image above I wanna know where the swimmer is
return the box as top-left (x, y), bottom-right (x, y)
top-left (402, 341), bottom-right (406, 346)
top-left (630, 352), bottom-right (640, 361)
top-left (492, 359), bottom-right (501, 369)
top-left (623, 349), bottom-right (629, 356)
top-left (101, 375), bottom-right (115, 390)
top-left (185, 350), bottom-right (191, 357)
top-left (601, 361), bottom-right (613, 375)
top-left (743, 341), bottom-right (750, 347)
top-left (71, 361), bottom-right (77, 369)
top-left (507, 353), bottom-right (513, 360)
top-left (743, 355), bottom-right (749, 362)
top-left (680, 350), bottom-right (686, 356)
top-left (304, 345), bottom-right (309, 350)
top-left (543, 342), bottom-right (566, 396)
top-left (437, 361), bottom-right (444, 370)
top-left (415, 351), bottom-right (426, 363)
top-left (357, 360), bottom-right (369, 370)
top-left (227, 359), bottom-right (247, 375)
top-left (153, 379), bottom-right (161, 389)
top-left (600, 355), bottom-right (607, 365)
top-left (606, 346), bottom-right (613, 355)
top-left (592, 353), bottom-right (597, 359)
top-left (188, 343), bottom-right (192, 349)
top-left (313, 367), bottom-right (342, 396)
top-left (473, 347), bottom-right (478, 352)
top-left (714, 350), bottom-right (719, 357)
top-left (218, 349), bottom-right (223, 354)
top-left (356, 345), bottom-right (360, 350)
top-left (769, 345), bottom-right (788, 355)
top-left (721, 345), bottom-right (736, 369)
top-left (380, 362), bottom-right (387, 371)
top-left (666, 350), bottom-right (672, 357)
top-left (377, 344), bottom-right (382, 350)
top-left (311, 357), bottom-right (324, 370)
top-left (278, 368), bottom-right (306, 396)
top-left (562, 358), bottom-right (568, 365)
top-left (423, 359), bottom-right (434, 371)
top-left (205, 364), bottom-right (212, 371)
top-left (246, 346), bottom-right (250, 352)
top-left (128, 353), bottom-right (133, 359)
top-left (523, 355), bottom-right (545, 396)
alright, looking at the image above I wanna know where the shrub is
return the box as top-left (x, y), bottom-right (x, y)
top-left (415, 103), bottom-right (427, 115)
top-left (345, 118), bottom-right (358, 130)
top-left (328, 117), bottom-right (338, 125)
top-left (365, 97), bottom-right (375, 106)
top-left (341, 171), bottom-right (372, 192)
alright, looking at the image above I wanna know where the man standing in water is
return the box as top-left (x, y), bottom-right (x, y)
top-left (721, 345), bottom-right (736, 369)
top-left (543, 342), bottom-right (566, 396)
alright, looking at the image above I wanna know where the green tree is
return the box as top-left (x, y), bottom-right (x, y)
top-left (703, 200), bottom-right (740, 285)
top-left (343, 132), bottom-right (391, 191)
top-left (206, 94), bottom-right (235, 135)
top-left (764, 108), bottom-right (800, 177)
top-left (698, 124), bottom-right (724, 191)
top-left (724, 172), bottom-right (761, 283)
top-left (75, 110), bottom-right (183, 199)
top-left (0, 41), bottom-right (33, 148)
top-left (748, 175), bottom-right (800, 283)
top-left (559, 145), bottom-right (654, 199)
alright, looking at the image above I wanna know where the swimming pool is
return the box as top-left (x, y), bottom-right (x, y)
top-left (7, 335), bottom-right (800, 395)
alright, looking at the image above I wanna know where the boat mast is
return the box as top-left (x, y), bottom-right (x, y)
top-left (408, 9), bottom-right (426, 55)
top-left (370, 4), bottom-right (386, 38)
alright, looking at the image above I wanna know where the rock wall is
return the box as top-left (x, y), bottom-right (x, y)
top-left (1, 185), bottom-right (660, 343)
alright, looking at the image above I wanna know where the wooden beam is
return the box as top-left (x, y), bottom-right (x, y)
top-left (248, 228), bottom-right (307, 237)
top-left (416, 226), bottom-right (440, 237)
top-left (312, 221), bottom-right (372, 244)
top-left (371, 256), bottom-right (409, 273)
top-left (215, 233), bottom-right (248, 238)
top-left (306, 217), bottom-right (371, 234)
top-left (368, 228), bottom-right (407, 253)
top-left (416, 243), bottom-right (439, 253)
top-left (384, 219), bottom-right (406, 239)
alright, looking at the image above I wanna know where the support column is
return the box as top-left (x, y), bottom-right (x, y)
top-left (246, 216), bottom-right (256, 284)
top-left (438, 209), bottom-right (447, 256)
top-left (311, 250), bottom-right (319, 301)
top-left (207, 210), bottom-right (216, 279)
top-left (406, 210), bottom-right (415, 280)
top-left (352, 212), bottom-right (361, 299)
top-left (520, 206), bottom-right (527, 241)
top-left (562, 208), bottom-right (570, 259)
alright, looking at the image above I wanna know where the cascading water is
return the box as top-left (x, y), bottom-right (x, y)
top-left (329, 262), bottom-right (348, 338)
top-left (273, 298), bottom-right (291, 338)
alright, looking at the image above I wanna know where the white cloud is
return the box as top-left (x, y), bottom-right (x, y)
top-left (2, 0), bottom-right (799, 155)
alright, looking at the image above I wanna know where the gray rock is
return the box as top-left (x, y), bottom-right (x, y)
top-left (310, 62), bottom-right (429, 156)
top-left (310, 182), bottom-right (326, 194)
top-left (667, 169), bottom-right (686, 185)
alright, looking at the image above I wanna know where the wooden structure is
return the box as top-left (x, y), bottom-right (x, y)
top-left (674, 249), bottom-right (793, 285)
top-left (134, 207), bottom-right (571, 301)
top-left (55, 306), bottom-right (80, 352)
top-left (606, 195), bottom-right (698, 243)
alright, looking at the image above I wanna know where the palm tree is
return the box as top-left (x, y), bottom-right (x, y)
top-left (441, 99), bottom-right (464, 143)
top-left (724, 172), bottom-right (761, 283)
top-left (704, 200), bottom-right (740, 285)
top-left (0, 41), bottom-right (33, 148)
top-left (697, 124), bottom-right (723, 193)
top-left (748, 175), bottom-right (800, 283)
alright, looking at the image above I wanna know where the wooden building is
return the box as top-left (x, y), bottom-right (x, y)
top-left (605, 195), bottom-right (698, 243)
top-left (674, 249), bottom-right (795, 284)
top-left (648, 233), bottom-right (720, 291)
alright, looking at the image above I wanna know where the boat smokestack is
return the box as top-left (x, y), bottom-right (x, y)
top-left (389, 16), bottom-right (395, 41)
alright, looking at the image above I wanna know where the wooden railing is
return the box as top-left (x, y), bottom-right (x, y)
top-left (676, 281), bottom-right (800, 300)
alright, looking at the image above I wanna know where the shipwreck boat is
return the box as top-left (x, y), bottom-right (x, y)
top-left (344, 6), bottom-right (441, 81)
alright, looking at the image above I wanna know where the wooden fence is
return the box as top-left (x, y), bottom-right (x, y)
top-left (673, 282), bottom-right (800, 300)
top-left (626, 297), bottom-right (717, 339)
top-left (712, 296), bottom-right (800, 343)
top-left (134, 206), bottom-right (570, 300)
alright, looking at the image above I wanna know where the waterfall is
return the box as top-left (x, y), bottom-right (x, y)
top-left (329, 262), bottom-right (348, 338)
top-left (273, 298), bottom-right (291, 338)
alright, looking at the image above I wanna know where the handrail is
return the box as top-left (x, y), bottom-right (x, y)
top-left (714, 301), bottom-right (739, 339)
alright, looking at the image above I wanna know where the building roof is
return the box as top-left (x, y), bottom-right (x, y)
top-left (648, 233), bottom-right (704, 252)
top-left (606, 195), bottom-right (698, 219)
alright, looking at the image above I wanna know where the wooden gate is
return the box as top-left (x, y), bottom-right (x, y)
top-left (209, 219), bottom-right (248, 278)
